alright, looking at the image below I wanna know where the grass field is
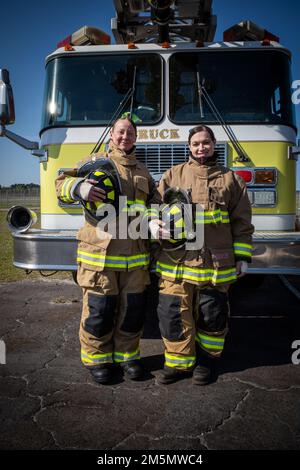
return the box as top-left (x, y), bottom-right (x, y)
top-left (0, 208), bottom-right (72, 283)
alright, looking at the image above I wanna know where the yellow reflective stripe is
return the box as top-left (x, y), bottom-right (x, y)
top-left (81, 349), bottom-right (113, 364)
top-left (195, 337), bottom-right (224, 351)
top-left (196, 210), bottom-right (222, 216)
top-left (211, 270), bottom-right (237, 284)
top-left (221, 211), bottom-right (230, 223)
top-left (156, 261), bottom-right (237, 284)
top-left (127, 199), bottom-right (146, 205)
top-left (77, 250), bottom-right (149, 269)
top-left (156, 268), bottom-right (203, 283)
top-left (233, 242), bottom-right (252, 249)
top-left (165, 352), bottom-right (196, 369)
top-left (197, 332), bottom-right (224, 345)
top-left (165, 352), bottom-right (196, 361)
top-left (77, 257), bottom-right (119, 268)
top-left (146, 208), bottom-right (160, 217)
top-left (114, 348), bottom-right (140, 363)
top-left (76, 260), bottom-right (149, 269)
top-left (123, 200), bottom-right (147, 214)
top-left (82, 349), bottom-right (113, 359)
top-left (78, 250), bottom-right (149, 261)
top-left (233, 242), bottom-right (252, 257)
top-left (195, 210), bottom-right (230, 224)
top-left (61, 177), bottom-right (76, 202)
top-left (157, 260), bottom-right (233, 274)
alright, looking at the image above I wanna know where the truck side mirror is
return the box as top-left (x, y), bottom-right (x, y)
top-left (0, 69), bottom-right (15, 126)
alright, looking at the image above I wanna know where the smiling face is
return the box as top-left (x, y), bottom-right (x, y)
top-left (189, 130), bottom-right (215, 161)
top-left (110, 119), bottom-right (137, 152)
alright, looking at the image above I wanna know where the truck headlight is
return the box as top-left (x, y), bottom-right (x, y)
top-left (251, 190), bottom-right (276, 206)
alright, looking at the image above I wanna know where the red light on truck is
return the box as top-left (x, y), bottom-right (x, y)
top-left (57, 35), bottom-right (72, 49)
top-left (234, 170), bottom-right (253, 183)
top-left (263, 29), bottom-right (280, 43)
top-left (261, 39), bottom-right (271, 46)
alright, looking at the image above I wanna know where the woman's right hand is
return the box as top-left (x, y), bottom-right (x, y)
top-left (79, 179), bottom-right (107, 202)
top-left (149, 219), bottom-right (171, 240)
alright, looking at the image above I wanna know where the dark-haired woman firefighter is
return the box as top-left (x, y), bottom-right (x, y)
top-left (55, 117), bottom-right (161, 384)
top-left (149, 125), bottom-right (254, 385)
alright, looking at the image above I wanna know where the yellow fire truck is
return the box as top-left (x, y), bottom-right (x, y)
top-left (1, 0), bottom-right (300, 274)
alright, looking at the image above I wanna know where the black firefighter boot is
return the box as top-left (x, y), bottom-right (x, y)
top-left (120, 360), bottom-right (144, 380)
top-left (156, 366), bottom-right (192, 385)
top-left (192, 353), bottom-right (214, 385)
top-left (89, 364), bottom-right (113, 384)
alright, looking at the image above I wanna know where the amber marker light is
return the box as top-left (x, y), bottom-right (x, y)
top-left (64, 44), bottom-right (74, 51)
top-left (254, 169), bottom-right (276, 185)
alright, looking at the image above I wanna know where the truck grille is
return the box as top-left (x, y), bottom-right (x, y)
top-left (136, 143), bottom-right (227, 181)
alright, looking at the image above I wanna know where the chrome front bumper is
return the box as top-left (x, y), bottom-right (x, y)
top-left (12, 229), bottom-right (300, 274)
top-left (13, 230), bottom-right (78, 271)
top-left (248, 231), bottom-right (300, 274)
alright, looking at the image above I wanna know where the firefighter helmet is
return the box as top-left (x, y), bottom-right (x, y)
top-left (161, 187), bottom-right (195, 251)
top-left (77, 158), bottom-right (122, 225)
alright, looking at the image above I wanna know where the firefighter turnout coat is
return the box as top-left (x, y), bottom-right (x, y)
top-left (156, 157), bottom-right (254, 286)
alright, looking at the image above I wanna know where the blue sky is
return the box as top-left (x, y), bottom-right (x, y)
top-left (0, 0), bottom-right (299, 187)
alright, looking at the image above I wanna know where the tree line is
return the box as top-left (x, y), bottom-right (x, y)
top-left (0, 183), bottom-right (40, 190)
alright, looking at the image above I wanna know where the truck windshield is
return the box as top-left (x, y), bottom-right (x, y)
top-left (169, 50), bottom-right (296, 128)
top-left (41, 53), bottom-right (162, 130)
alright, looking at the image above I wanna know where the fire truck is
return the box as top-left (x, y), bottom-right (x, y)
top-left (1, 0), bottom-right (300, 275)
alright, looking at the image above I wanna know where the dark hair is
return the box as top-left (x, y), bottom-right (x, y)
top-left (188, 125), bottom-right (216, 144)
top-left (112, 116), bottom-right (137, 135)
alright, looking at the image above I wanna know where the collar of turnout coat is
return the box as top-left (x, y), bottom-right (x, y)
top-left (107, 141), bottom-right (137, 166)
top-left (187, 156), bottom-right (226, 181)
top-left (188, 154), bottom-right (218, 167)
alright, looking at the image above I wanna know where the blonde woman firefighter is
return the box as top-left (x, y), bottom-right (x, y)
top-left (55, 117), bottom-right (161, 384)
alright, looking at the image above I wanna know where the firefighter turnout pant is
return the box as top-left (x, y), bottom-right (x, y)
top-left (157, 279), bottom-right (229, 371)
top-left (77, 266), bottom-right (150, 368)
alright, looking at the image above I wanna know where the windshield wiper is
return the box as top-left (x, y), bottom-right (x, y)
top-left (197, 65), bottom-right (250, 163)
top-left (129, 66), bottom-right (137, 120)
top-left (90, 66), bottom-right (137, 155)
top-left (196, 70), bottom-right (204, 119)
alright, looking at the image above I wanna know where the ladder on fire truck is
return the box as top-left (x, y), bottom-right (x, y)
top-left (111, 0), bottom-right (217, 44)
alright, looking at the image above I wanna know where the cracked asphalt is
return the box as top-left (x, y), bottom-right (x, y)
top-left (0, 274), bottom-right (300, 450)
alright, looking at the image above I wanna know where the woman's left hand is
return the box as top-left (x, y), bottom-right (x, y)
top-left (236, 261), bottom-right (248, 278)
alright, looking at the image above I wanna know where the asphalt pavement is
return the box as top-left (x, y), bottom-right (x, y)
top-left (0, 274), bottom-right (300, 450)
